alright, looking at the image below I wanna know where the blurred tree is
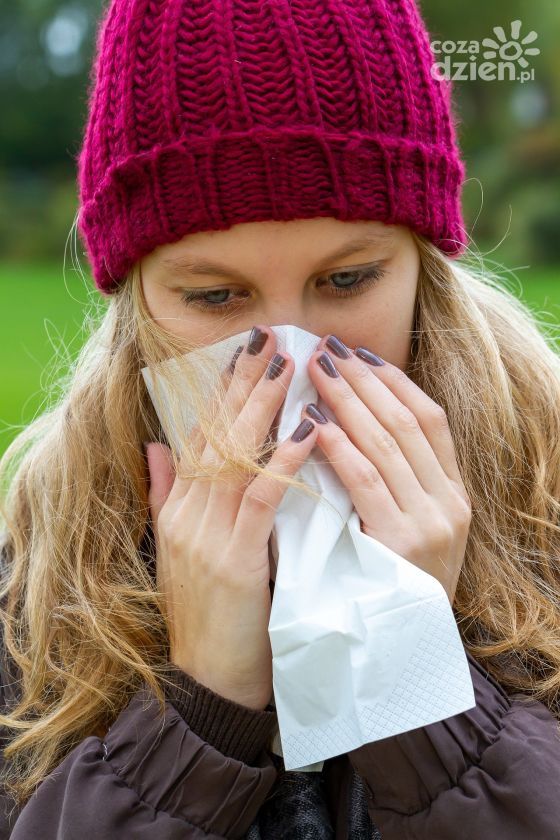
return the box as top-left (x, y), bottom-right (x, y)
top-left (0, 1), bottom-right (103, 262)
top-left (419, 0), bottom-right (560, 262)
top-left (1, 1), bottom-right (103, 168)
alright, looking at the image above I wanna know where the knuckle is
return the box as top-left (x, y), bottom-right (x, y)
top-left (374, 426), bottom-right (398, 453)
top-left (323, 421), bottom-right (351, 459)
top-left (328, 421), bottom-right (349, 445)
top-left (353, 362), bottom-right (371, 383)
top-left (354, 462), bottom-right (382, 490)
top-left (162, 517), bottom-right (181, 550)
top-left (244, 484), bottom-right (275, 513)
top-left (234, 359), bottom-right (257, 384)
top-left (394, 404), bottom-right (421, 434)
top-left (433, 517), bottom-right (454, 548)
top-left (167, 527), bottom-right (189, 558)
top-left (389, 366), bottom-right (410, 388)
top-left (339, 382), bottom-right (356, 402)
top-left (454, 494), bottom-right (473, 526)
top-left (247, 390), bottom-right (270, 415)
top-left (430, 403), bottom-right (450, 430)
top-left (164, 515), bottom-right (203, 561)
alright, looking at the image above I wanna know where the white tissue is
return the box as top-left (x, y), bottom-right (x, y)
top-left (141, 324), bottom-right (475, 773)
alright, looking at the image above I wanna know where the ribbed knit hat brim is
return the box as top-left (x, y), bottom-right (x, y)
top-left (77, 0), bottom-right (468, 294)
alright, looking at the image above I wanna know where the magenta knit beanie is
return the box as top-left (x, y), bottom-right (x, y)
top-left (76, 0), bottom-right (468, 296)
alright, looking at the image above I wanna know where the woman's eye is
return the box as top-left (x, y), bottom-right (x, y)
top-left (179, 264), bottom-right (385, 311)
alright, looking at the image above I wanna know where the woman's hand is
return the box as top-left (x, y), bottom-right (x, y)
top-left (144, 326), bottom-right (319, 711)
top-left (304, 334), bottom-right (472, 606)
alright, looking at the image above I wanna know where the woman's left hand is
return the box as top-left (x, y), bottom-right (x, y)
top-left (304, 335), bottom-right (472, 606)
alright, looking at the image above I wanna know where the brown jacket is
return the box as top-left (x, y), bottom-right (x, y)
top-left (1, 539), bottom-right (560, 838)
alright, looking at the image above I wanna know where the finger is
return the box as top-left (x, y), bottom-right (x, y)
top-left (308, 348), bottom-right (424, 511)
top-left (165, 342), bottom-right (247, 505)
top-left (302, 410), bottom-right (401, 525)
top-left (233, 418), bottom-right (319, 560)
top-left (169, 330), bottom-right (291, 524)
top-left (349, 345), bottom-right (465, 488)
top-left (199, 327), bottom-right (280, 469)
top-left (313, 338), bottom-right (461, 502)
top-left (202, 349), bottom-right (296, 523)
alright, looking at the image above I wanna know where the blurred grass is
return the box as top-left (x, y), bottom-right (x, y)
top-left (0, 262), bottom-right (103, 460)
top-left (1, 261), bottom-right (559, 460)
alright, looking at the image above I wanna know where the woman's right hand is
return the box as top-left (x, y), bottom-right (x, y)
top-left (145, 326), bottom-right (319, 711)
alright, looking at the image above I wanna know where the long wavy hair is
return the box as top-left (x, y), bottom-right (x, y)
top-left (1, 224), bottom-right (560, 810)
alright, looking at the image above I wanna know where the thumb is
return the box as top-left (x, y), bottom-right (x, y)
top-left (145, 442), bottom-right (176, 530)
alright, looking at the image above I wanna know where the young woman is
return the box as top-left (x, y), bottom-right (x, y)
top-left (1, 1), bottom-right (559, 838)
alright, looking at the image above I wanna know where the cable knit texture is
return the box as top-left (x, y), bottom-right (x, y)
top-left (76, 0), bottom-right (468, 294)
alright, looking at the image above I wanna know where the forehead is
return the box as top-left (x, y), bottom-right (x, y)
top-left (152, 219), bottom-right (401, 275)
top-left (165, 217), bottom-right (398, 252)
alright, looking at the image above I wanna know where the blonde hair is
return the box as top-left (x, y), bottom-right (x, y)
top-left (1, 228), bottom-right (560, 810)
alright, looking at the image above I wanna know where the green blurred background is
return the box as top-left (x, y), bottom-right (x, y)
top-left (1, 0), bottom-right (559, 458)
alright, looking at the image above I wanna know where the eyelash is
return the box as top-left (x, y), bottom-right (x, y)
top-left (179, 265), bottom-right (386, 312)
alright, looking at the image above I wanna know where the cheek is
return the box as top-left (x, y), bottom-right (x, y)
top-left (141, 282), bottom-right (190, 337)
top-left (383, 286), bottom-right (417, 368)
top-left (346, 281), bottom-right (417, 369)
top-left (140, 278), bottom-right (164, 321)
top-left (146, 299), bottom-right (179, 333)
top-left (141, 287), bottom-right (227, 347)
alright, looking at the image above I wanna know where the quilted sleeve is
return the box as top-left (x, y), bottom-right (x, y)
top-left (347, 647), bottom-right (560, 840)
top-left (0, 674), bottom-right (278, 840)
top-left (0, 537), bottom-right (279, 839)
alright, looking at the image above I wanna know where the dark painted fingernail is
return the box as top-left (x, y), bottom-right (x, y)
top-left (317, 351), bottom-right (339, 378)
top-left (247, 326), bottom-right (268, 355)
top-left (355, 347), bottom-right (385, 366)
top-left (229, 345), bottom-right (244, 373)
top-left (305, 403), bottom-right (328, 424)
top-left (266, 353), bottom-right (287, 380)
top-left (291, 418), bottom-right (315, 442)
top-left (326, 334), bottom-right (352, 359)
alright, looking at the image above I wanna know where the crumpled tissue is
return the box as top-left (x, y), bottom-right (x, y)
top-left (141, 324), bottom-right (475, 773)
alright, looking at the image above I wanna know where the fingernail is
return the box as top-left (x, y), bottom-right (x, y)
top-left (266, 353), bottom-right (287, 380)
top-left (291, 418), bottom-right (315, 442)
top-left (229, 344), bottom-right (244, 373)
top-left (305, 403), bottom-right (328, 424)
top-left (317, 351), bottom-right (340, 378)
top-left (247, 326), bottom-right (268, 355)
top-left (326, 334), bottom-right (352, 359)
top-left (142, 441), bottom-right (150, 455)
top-left (355, 347), bottom-right (385, 366)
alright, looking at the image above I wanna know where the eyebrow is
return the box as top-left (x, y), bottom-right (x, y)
top-left (162, 229), bottom-right (395, 281)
